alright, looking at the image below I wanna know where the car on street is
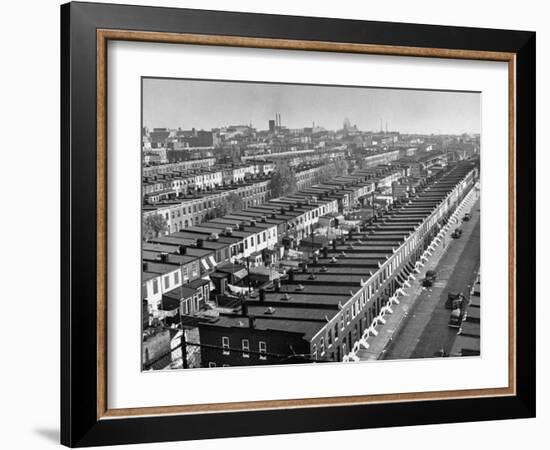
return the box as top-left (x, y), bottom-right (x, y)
top-left (451, 228), bottom-right (463, 238)
top-left (422, 270), bottom-right (437, 287)
top-left (462, 213), bottom-right (471, 222)
top-left (448, 307), bottom-right (463, 328)
top-left (445, 291), bottom-right (465, 309)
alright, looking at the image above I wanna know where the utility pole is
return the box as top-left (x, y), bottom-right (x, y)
top-left (181, 327), bottom-right (188, 369)
top-left (246, 256), bottom-right (252, 294)
top-left (371, 191), bottom-right (376, 221)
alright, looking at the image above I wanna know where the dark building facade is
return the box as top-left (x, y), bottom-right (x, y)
top-left (198, 314), bottom-right (311, 367)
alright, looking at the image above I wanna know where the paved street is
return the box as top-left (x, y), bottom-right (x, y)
top-left (383, 195), bottom-right (480, 360)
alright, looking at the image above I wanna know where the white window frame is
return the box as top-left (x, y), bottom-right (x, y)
top-left (242, 339), bottom-right (250, 358)
top-left (259, 341), bottom-right (267, 360)
top-left (222, 336), bottom-right (230, 355)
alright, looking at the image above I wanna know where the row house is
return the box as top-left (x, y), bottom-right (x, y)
top-left (142, 241), bottom-right (222, 320)
top-left (143, 158), bottom-right (216, 177)
top-left (307, 162), bottom-right (475, 361)
top-left (221, 164), bottom-right (254, 184)
top-left (195, 161), bottom-right (476, 367)
top-left (142, 179), bottom-right (270, 233)
top-left (182, 219), bottom-right (279, 263)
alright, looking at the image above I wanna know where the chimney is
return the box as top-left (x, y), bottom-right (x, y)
top-left (288, 269), bottom-right (295, 282)
top-left (241, 299), bottom-right (248, 317)
top-left (142, 262), bottom-right (148, 272)
top-left (301, 262), bottom-right (308, 273)
top-left (249, 315), bottom-right (256, 330)
top-left (196, 238), bottom-right (204, 248)
top-left (332, 240), bottom-right (337, 251)
top-left (159, 252), bottom-right (168, 263)
top-left (274, 278), bottom-right (281, 292)
top-left (259, 288), bottom-right (266, 302)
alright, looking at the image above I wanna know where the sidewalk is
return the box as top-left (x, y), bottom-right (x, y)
top-left (354, 186), bottom-right (480, 361)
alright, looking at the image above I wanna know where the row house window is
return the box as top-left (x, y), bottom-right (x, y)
top-left (259, 341), bottom-right (267, 360)
top-left (242, 339), bottom-right (250, 358)
top-left (222, 337), bottom-right (230, 355)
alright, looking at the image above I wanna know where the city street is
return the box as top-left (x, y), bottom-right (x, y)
top-left (383, 195), bottom-right (480, 360)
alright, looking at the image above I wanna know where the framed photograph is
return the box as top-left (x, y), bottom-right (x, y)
top-left (61, 1), bottom-right (535, 447)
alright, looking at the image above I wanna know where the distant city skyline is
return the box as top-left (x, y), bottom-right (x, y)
top-left (143, 78), bottom-right (481, 135)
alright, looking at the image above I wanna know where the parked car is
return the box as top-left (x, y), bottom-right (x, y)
top-left (451, 228), bottom-right (463, 239)
top-left (422, 270), bottom-right (437, 287)
top-left (448, 307), bottom-right (463, 328)
top-left (445, 291), bottom-right (465, 309)
top-left (462, 213), bottom-right (471, 222)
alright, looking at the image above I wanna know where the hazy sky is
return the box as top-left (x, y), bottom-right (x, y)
top-left (142, 78), bottom-right (480, 135)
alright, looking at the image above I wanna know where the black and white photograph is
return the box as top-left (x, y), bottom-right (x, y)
top-left (141, 78), bottom-right (481, 371)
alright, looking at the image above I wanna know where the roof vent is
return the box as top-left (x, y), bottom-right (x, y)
top-left (280, 293), bottom-right (292, 301)
top-left (295, 284), bottom-right (305, 291)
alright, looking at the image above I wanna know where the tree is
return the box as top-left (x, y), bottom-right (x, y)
top-left (269, 161), bottom-right (297, 198)
top-left (211, 192), bottom-right (243, 218)
top-left (333, 158), bottom-right (350, 176)
top-left (142, 214), bottom-right (168, 241)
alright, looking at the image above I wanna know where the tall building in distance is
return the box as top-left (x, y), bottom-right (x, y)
top-left (268, 119), bottom-right (276, 133)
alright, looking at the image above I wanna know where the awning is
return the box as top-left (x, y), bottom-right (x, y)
top-left (396, 272), bottom-right (407, 284)
top-left (208, 255), bottom-right (217, 268)
top-left (227, 284), bottom-right (249, 294)
top-left (233, 268), bottom-right (248, 280)
top-left (201, 259), bottom-right (210, 271)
